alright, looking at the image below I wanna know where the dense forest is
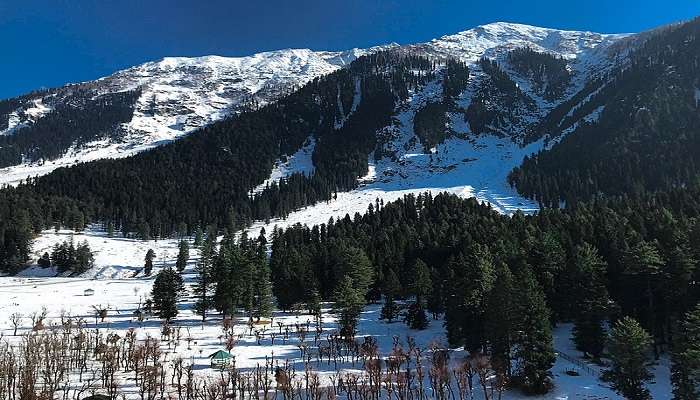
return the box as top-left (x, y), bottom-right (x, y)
top-left (268, 188), bottom-right (700, 396)
top-left (509, 19), bottom-right (700, 207)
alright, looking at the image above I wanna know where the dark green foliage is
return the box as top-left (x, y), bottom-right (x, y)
top-left (19, 51), bottom-right (435, 238)
top-left (409, 258), bottom-right (432, 304)
top-left (485, 262), bottom-right (516, 374)
top-left (571, 243), bottom-right (610, 359)
top-left (671, 304), bottom-right (700, 400)
top-left (510, 19), bottom-right (700, 206)
top-left (37, 252), bottom-right (51, 268)
top-left (603, 317), bottom-right (654, 400)
top-left (404, 302), bottom-right (429, 330)
top-left (465, 58), bottom-right (535, 136)
top-left (0, 89), bottom-right (140, 167)
top-left (193, 253), bottom-right (213, 321)
top-left (413, 102), bottom-right (449, 150)
top-left (151, 267), bottom-right (184, 321)
top-left (507, 47), bottom-right (571, 100)
top-left (333, 276), bottom-right (365, 339)
top-left (144, 249), bottom-right (155, 276)
top-left (175, 240), bottom-right (189, 272)
top-left (380, 296), bottom-right (400, 323)
top-left (512, 265), bottom-right (556, 394)
top-left (442, 59), bottom-right (470, 101)
top-left (50, 239), bottom-right (94, 274)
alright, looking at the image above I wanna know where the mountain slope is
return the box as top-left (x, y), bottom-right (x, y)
top-left (0, 47), bottom-right (388, 185)
top-left (509, 19), bottom-right (700, 207)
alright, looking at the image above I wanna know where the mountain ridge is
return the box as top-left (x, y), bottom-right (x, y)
top-left (0, 22), bottom-right (627, 185)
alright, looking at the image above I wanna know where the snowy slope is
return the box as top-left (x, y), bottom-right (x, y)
top-left (0, 46), bottom-right (392, 185)
top-left (248, 21), bottom-right (627, 231)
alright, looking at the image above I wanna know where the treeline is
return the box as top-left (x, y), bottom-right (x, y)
top-left (0, 89), bottom-right (140, 167)
top-left (510, 18), bottom-right (700, 207)
top-left (269, 188), bottom-right (700, 395)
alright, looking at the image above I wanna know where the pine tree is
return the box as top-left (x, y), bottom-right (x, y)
top-left (175, 240), bottom-right (189, 272)
top-left (253, 246), bottom-right (274, 321)
top-left (307, 288), bottom-right (322, 317)
top-left (485, 262), bottom-right (516, 375)
top-left (404, 301), bottom-right (428, 330)
top-left (410, 258), bottom-right (432, 305)
top-left (194, 233), bottom-right (217, 320)
top-left (380, 296), bottom-right (400, 323)
top-left (151, 267), bottom-right (184, 322)
top-left (671, 304), bottom-right (700, 400)
top-left (603, 317), bottom-right (653, 400)
top-left (336, 245), bottom-right (374, 297)
top-left (571, 243), bottom-right (609, 359)
top-left (513, 265), bottom-right (556, 394)
top-left (74, 241), bottom-right (94, 274)
top-left (144, 249), bottom-right (155, 276)
top-left (624, 240), bottom-right (665, 358)
top-left (38, 252), bottom-right (51, 268)
top-left (333, 276), bottom-right (365, 339)
top-left (193, 226), bottom-right (204, 247)
top-left (380, 268), bottom-right (402, 323)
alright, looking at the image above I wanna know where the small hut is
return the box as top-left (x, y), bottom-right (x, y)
top-left (83, 288), bottom-right (95, 296)
top-left (208, 350), bottom-right (232, 367)
top-left (81, 395), bottom-right (111, 400)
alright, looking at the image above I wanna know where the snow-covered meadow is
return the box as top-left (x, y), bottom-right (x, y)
top-left (0, 223), bottom-right (674, 399)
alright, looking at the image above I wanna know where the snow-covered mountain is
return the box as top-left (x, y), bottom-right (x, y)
top-left (0, 22), bottom-right (631, 187)
top-left (0, 46), bottom-right (391, 184)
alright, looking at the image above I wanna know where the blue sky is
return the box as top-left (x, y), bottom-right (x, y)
top-left (2, 0), bottom-right (699, 100)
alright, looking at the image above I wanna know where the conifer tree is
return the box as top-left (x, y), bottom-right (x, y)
top-left (74, 241), bottom-right (95, 274)
top-left (175, 240), bottom-right (189, 272)
top-left (380, 268), bottom-right (401, 323)
top-left (624, 240), bottom-right (665, 357)
top-left (144, 249), bottom-right (155, 276)
top-left (333, 276), bottom-right (365, 339)
top-left (194, 232), bottom-right (217, 320)
top-left (485, 262), bottom-right (516, 375)
top-left (307, 288), bottom-right (322, 317)
top-left (253, 246), bottom-right (274, 321)
top-left (410, 258), bottom-right (432, 305)
top-left (671, 304), bottom-right (700, 400)
top-left (193, 226), bottom-right (204, 247)
top-left (336, 245), bottom-right (374, 297)
top-left (151, 267), bottom-right (184, 322)
top-left (603, 317), bottom-right (653, 400)
top-left (571, 243), bottom-right (609, 359)
top-left (513, 265), bottom-right (556, 394)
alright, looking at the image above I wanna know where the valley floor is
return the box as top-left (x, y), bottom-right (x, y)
top-left (0, 227), bottom-right (673, 399)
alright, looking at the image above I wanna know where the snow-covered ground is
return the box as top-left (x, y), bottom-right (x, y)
top-left (253, 137), bottom-right (316, 194)
top-left (0, 249), bottom-right (673, 398)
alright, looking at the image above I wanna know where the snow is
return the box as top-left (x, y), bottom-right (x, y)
top-left (0, 249), bottom-right (674, 399)
top-left (0, 98), bottom-right (52, 136)
top-left (0, 22), bottom-right (629, 186)
top-left (252, 137), bottom-right (316, 194)
top-left (0, 48), bottom-right (388, 185)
